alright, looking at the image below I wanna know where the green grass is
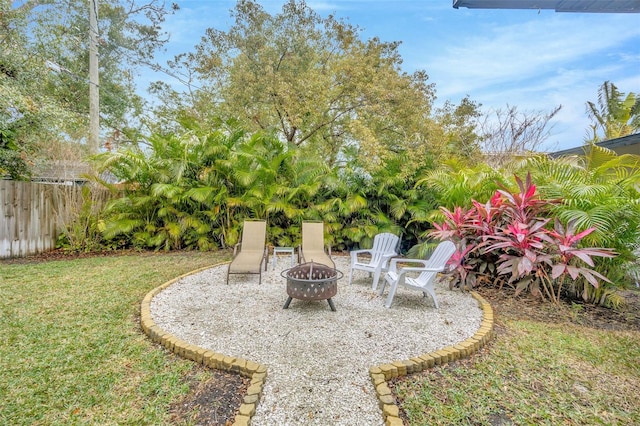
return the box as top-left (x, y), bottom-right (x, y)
top-left (4, 251), bottom-right (638, 425)
top-left (0, 251), bottom-right (228, 425)
top-left (393, 318), bottom-right (640, 425)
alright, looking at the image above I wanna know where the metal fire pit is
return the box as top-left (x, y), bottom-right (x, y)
top-left (281, 261), bottom-right (343, 311)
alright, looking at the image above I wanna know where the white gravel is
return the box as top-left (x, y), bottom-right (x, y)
top-left (150, 255), bottom-right (483, 426)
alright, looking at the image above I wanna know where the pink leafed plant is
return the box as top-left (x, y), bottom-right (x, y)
top-left (429, 173), bottom-right (616, 303)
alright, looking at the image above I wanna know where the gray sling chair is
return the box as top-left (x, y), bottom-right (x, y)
top-left (298, 221), bottom-right (335, 268)
top-left (226, 220), bottom-right (269, 284)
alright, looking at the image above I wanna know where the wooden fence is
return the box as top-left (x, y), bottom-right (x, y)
top-left (0, 180), bottom-right (109, 259)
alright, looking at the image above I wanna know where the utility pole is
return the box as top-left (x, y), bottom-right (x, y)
top-left (88, 0), bottom-right (100, 154)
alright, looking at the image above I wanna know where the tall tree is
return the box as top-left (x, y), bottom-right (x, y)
top-left (433, 96), bottom-right (483, 164)
top-left (585, 80), bottom-right (640, 142)
top-left (1, 0), bottom-right (175, 171)
top-left (1, 0), bottom-right (76, 177)
top-left (171, 0), bottom-right (438, 172)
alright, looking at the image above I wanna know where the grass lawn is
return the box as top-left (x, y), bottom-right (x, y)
top-left (392, 290), bottom-right (640, 425)
top-left (3, 250), bottom-right (639, 425)
top-left (0, 251), bottom-right (232, 425)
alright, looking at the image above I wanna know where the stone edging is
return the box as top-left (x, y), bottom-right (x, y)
top-left (140, 263), bottom-right (265, 426)
top-left (141, 265), bottom-right (493, 426)
top-left (368, 291), bottom-right (494, 426)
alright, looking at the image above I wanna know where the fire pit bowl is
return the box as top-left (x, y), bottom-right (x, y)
top-left (281, 261), bottom-right (343, 311)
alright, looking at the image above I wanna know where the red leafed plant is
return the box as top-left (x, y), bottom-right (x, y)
top-left (546, 219), bottom-right (615, 302)
top-left (429, 173), bottom-right (616, 303)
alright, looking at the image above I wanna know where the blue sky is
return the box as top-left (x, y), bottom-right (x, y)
top-left (146, 0), bottom-right (640, 151)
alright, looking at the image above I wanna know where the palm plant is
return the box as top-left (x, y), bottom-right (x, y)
top-left (585, 81), bottom-right (640, 142)
top-left (233, 133), bottom-right (334, 247)
top-left (409, 159), bottom-right (507, 258)
top-left (334, 152), bottom-right (423, 252)
top-left (416, 159), bottom-right (508, 212)
top-left (95, 121), bottom-right (249, 250)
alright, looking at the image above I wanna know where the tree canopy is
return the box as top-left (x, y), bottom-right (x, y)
top-left (163, 0), bottom-right (441, 173)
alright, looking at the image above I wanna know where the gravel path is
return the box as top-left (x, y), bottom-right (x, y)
top-left (150, 255), bottom-right (483, 425)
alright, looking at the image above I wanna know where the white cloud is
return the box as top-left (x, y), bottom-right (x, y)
top-left (307, 2), bottom-right (346, 12)
top-left (427, 14), bottom-right (640, 98)
top-left (411, 12), bottom-right (640, 151)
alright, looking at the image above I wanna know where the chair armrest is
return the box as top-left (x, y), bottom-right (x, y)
top-left (351, 249), bottom-right (373, 256)
top-left (232, 243), bottom-right (241, 258)
top-left (388, 257), bottom-right (429, 271)
top-left (380, 253), bottom-right (398, 263)
top-left (400, 266), bottom-right (445, 273)
top-left (350, 248), bottom-right (373, 262)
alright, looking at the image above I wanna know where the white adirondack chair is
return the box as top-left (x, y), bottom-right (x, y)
top-left (379, 240), bottom-right (456, 309)
top-left (348, 232), bottom-right (400, 290)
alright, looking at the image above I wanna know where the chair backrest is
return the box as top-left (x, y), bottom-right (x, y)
top-left (241, 220), bottom-right (267, 252)
top-left (370, 233), bottom-right (400, 262)
top-left (417, 240), bottom-right (456, 284)
top-left (301, 221), bottom-right (325, 254)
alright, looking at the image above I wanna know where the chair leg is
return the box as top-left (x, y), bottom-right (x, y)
top-left (378, 279), bottom-right (387, 296)
top-left (423, 288), bottom-right (439, 308)
top-left (348, 253), bottom-right (357, 285)
top-left (384, 282), bottom-right (398, 308)
top-left (371, 269), bottom-right (382, 291)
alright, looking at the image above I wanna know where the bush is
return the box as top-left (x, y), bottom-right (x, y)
top-left (430, 173), bottom-right (616, 304)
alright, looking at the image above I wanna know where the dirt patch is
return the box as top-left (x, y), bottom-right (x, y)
top-left (169, 364), bottom-right (250, 426)
top-left (477, 286), bottom-right (640, 332)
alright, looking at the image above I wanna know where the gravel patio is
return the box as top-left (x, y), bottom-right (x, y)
top-left (150, 254), bottom-right (484, 425)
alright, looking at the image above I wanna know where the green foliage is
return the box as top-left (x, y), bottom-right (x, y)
top-left (418, 148), bottom-right (639, 304)
top-left (410, 160), bottom-right (507, 256)
top-left (585, 80), bottom-right (640, 142)
top-left (434, 96), bottom-right (484, 162)
top-left (519, 147), bottom-right (640, 304)
top-left (0, 147), bottom-right (30, 180)
top-left (2, 0), bottom-right (175, 168)
top-left (55, 185), bottom-right (115, 252)
top-left (1, 2), bottom-right (76, 168)
top-left (92, 118), bottom-right (443, 253)
top-left (430, 174), bottom-right (616, 304)
top-left (95, 120), bottom-right (337, 250)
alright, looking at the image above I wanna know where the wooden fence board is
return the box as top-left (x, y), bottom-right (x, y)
top-left (0, 180), bottom-right (91, 259)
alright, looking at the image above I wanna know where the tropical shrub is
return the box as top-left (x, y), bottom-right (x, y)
top-left (92, 120), bottom-right (350, 251)
top-left (430, 174), bottom-right (616, 304)
top-left (518, 147), bottom-right (640, 303)
top-left (336, 151), bottom-right (435, 252)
